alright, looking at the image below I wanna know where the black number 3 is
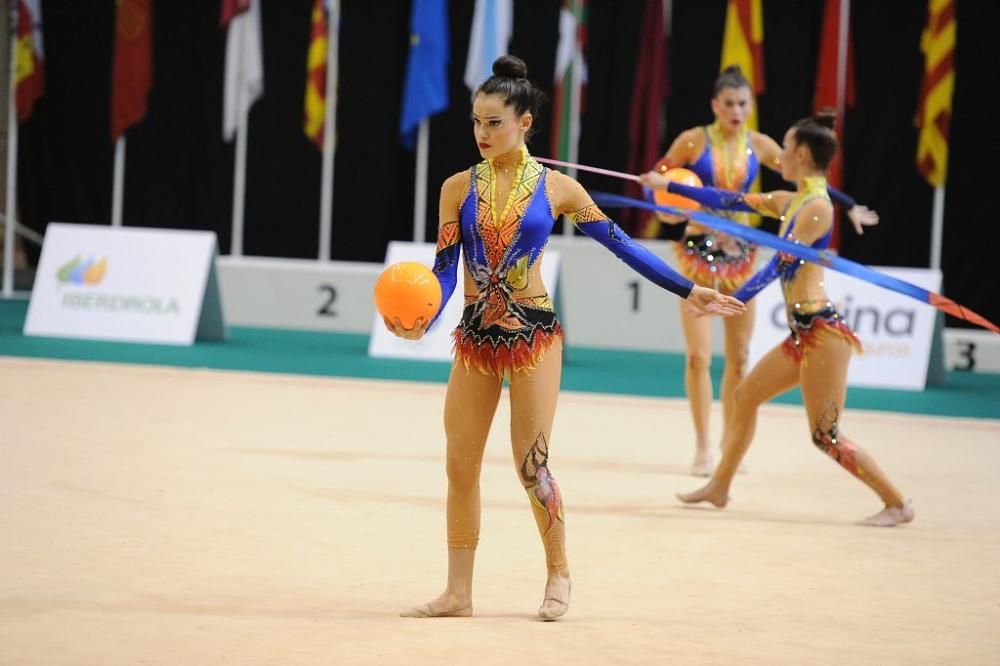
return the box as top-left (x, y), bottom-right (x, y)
top-left (956, 341), bottom-right (976, 371)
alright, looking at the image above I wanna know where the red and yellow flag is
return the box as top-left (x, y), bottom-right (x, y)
top-left (15, 0), bottom-right (45, 122)
top-left (813, 0), bottom-right (855, 248)
top-left (720, 0), bottom-right (764, 130)
top-left (304, 0), bottom-right (328, 148)
top-left (916, 0), bottom-right (956, 187)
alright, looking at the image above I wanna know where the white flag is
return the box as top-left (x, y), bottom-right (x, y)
top-left (222, 0), bottom-right (264, 142)
top-left (463, 0), bottom-right (513, 93)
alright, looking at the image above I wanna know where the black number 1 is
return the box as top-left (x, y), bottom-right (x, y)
top-left (628, 281), bottom-right (639, 312)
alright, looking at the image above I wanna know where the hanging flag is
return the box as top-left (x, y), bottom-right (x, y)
top-left (221, 0), bottom-right (264, 142)
top-left (720, 0), bottom-right (764, 130)
top-left (813, 0), bottom-right (855, 247)
top-left (551, 0), bottom-right (587, 161)
top-left (464, 0), bottom-right (513, 93)
top-left (15, 0), bottom-right (45, 121)
top-left (916, 0), bottom-right (956, 187)
top-left (399, 0), bottom-right (450, 149)
top-left (111, 0), bottom-right (153, 141)
top-left (303, 0), bottom-right (328, 148)
top-left (626, 0), bottom-right (670, 235)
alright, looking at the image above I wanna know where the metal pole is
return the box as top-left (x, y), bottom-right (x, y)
top-left (3, 24), bottom-right (18, 297)
top-left (318, 0), bottom-right (339, 260)
top-left (930, 186), bottom-right (945, 270)
top-left (413, 118), bottom-right (429, 243)
top-left (111, 137), bottom-right (125, 226)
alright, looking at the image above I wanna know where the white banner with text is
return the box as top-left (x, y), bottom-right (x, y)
top-left (748, 265), bottom-right (942, 390)
top-left (25, 223), bottom-right (226, 345)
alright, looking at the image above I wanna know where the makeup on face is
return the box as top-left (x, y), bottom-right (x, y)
top-left (472, 93), bottom-right (526, 159)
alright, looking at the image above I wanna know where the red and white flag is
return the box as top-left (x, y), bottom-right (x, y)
top-left (221, 0), bottom-right (264, 141)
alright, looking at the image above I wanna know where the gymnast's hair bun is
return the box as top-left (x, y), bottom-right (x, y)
top-left (813, 107), bottom-right (837, 130)
top-left (721, 64), bottom-right (744, 78)
top-left (714, 64), bottom-right (751, 95)
top-left (492, 55), bottom-right (528, 79)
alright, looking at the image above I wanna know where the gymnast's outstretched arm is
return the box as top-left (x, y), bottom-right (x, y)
top-left (665, 181), bottom-right (789, 219)
top-left (547, 171), bottom-right (746, 316)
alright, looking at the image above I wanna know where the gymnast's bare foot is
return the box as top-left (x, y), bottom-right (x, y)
top-left (676, 479), bottom-right (729, 508)
top-left (537, 572), bottom-right (571, 621)
top-left (400, 590), bottom-right (473, 618)
top-left (691, 448), bottom-right (714, 477)
top-left (857, 499), bottom-right (914, 527)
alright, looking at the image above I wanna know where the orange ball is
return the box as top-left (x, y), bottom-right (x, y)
top-left (374, 261), bottom-right (442, 329)
top-left (652, 167), bottom-right (703, 210)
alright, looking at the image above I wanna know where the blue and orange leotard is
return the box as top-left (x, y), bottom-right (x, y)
top-left (651, 124), bottom-right (863, 295)
top-left (432, 147), bottom-right (694, 376)
top-left (661, 123), bottom-right (760, 294)
top-left (668, 176), bottom-right (861, 363)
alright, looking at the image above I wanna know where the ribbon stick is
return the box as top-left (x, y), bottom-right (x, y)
top-left (535, 156), bottom-right (641, 182)
top-left (590, 191), bottom-right (1000, 335)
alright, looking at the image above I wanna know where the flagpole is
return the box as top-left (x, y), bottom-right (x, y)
top-left (230, 19), bottom-right (247, 258)
top-left (930, 186), bottom-right (944, 270)
top-left (413, 118), bottom-right (429, 244)
top-left (835, 0), bottom-right (849, 120)
top-left (318, 0), bottom-right (339, 261)
top-left (562, 0), bottom-right (581, 237)
top-left (3, 28), bottom-right (18, 297)
top-left (111, 137), bottom-right (125, 226)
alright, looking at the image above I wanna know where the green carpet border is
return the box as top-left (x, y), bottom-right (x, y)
top-left (2, 299), bottom-right (997, 420)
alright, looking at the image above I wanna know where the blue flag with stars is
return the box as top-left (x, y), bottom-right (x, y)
top-left (400, 0), bottom-right (450, 148)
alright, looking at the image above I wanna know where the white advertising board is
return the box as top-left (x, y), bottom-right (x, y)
top-left (24, 223), bottom-right (226, 345)
top-left (748, 264), bottom-right (942, 390)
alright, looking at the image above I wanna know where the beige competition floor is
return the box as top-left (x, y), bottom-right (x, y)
top-left (1, 356), bottom-right (998, 665)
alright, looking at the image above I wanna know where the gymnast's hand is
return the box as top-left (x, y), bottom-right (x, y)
top-left (638, 171), bottom-right (669, 189)
top-left (685, 285), bottom-right (746, 317)
top-left (847, 205), bottom-right (879, 235)
top-left (384, 316), bottom-right (429, 340)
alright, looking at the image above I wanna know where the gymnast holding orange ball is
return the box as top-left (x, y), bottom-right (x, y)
top-left (386, 55), bottom-right (744, 622)
top-left (375, 261), bottom-right (442, 334)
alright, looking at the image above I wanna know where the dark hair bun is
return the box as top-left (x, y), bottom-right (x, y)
top-left (492, 55), bottom-right (528, 79)
top-left (813, 107), bottom-right (837, 129)
top-left (713, 64), bottom-right (751, 95)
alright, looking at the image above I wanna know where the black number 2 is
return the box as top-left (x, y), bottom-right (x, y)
top-left (318, 284), bottom-right (337, 317)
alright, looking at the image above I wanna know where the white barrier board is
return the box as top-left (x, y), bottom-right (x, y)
top-left (546, 236), bottom-right (710, 352)
top-left (368, 241), bottom-right (561, 363)
top-left (748, 264), bottom-right (942, 390)
top-left (24, 223), bottom-right (226, 345)
top-left (217, 256), bottom-right (380, 333)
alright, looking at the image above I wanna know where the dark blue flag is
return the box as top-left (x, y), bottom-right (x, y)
top-left (400, 0), bottom-right (450, 148)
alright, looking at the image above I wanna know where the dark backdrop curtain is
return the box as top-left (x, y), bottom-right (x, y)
top-left (16, 0), bottom-right (998, 327)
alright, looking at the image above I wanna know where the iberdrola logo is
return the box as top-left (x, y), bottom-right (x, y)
top-left (57, 255), bottom-right (107, 286)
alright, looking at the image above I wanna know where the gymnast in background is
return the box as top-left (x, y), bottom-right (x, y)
top-left (643, 110), bottom-right (912, 527)
top-left (641, 65), bottom-right (879, 477)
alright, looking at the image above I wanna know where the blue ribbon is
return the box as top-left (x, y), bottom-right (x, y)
top-left (591, 191), bottom-right (1000, 334)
